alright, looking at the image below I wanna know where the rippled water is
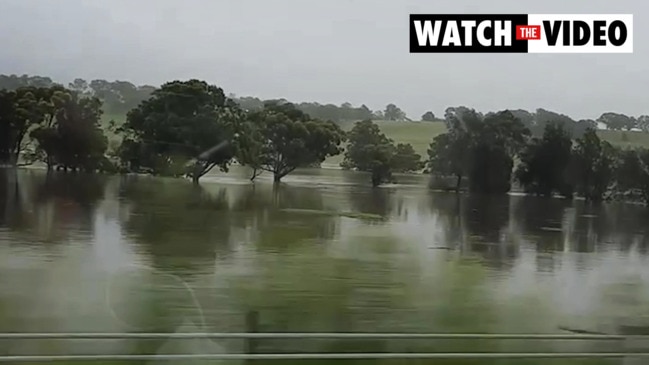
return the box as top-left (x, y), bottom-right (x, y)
top-left (1, 167), bottom-right (649, 364)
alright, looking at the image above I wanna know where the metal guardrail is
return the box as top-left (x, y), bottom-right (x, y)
top-left (2, 353), bottom-right (649, 362)
top-left (0, 332), bottom-right (635, 340)
top-left (1, 332), bottom-right (647, 362)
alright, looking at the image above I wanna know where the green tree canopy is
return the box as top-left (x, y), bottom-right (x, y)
top-left (0, 85), bottom-right (107, 170)
top-left (240, 102), bottom-right (345, 182)
top-left (117, 79), bottom-right (241, 182)
top-left (572, 128), bottom-right (617, 202)
top-left (515, 123), bottom-right (574, 198)
top-left (342, 119), bottom-right (421, 187)
top-left (597, 112), bottom-right (637, 131)
top-left (429, 107), bottom-right (530, 194)
top-left (384, 104), bottom-right (407, 121)
top-left (29, 90), bottom-right (109, 172)
top-left (421, 111), bottom-right (436, 121)
top-left (0, 88), bottom-right (47, 166)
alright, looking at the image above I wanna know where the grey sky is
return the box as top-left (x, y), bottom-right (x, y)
top-left (0, 0), bottom-right (644, 120)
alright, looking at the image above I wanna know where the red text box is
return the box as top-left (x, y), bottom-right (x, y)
top-left (516, 25), bottom-right (541, 40)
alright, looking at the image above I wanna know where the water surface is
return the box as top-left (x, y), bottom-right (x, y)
top-left (1, 167), bottom-right (648, 364)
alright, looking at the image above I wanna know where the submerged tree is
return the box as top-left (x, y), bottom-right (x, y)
top-left (428, 107), bottom-right (530, 194)
top-left (240, 102), bottom-right (345, 183)
top-left (515, 123), bottom-right (574, 198)
top-left (427, 133), bottom-right (467, 192)
top-left (427, 106), bottom-right (483, 191)
top-left (29, 91), bottom-right (109, 172)
top-left (0, 89), bottom-right (39, 166)
top-left (0, 84), bottom-right (109, 172)
top-left (116, 79), bottom-right (241, 183)
top-left (0, 86), bottom-right (69, 166)
top-left (572, 128), bottom-right (617, 202)
top-left (342, 119), bottom-right (422, 187)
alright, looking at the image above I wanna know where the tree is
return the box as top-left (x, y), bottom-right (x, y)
top-left (637, 115), bottom-right (649, 132)
top-left (615, 149), bottom-right (643, 193)
top-left (232, 99), bottom-right (377, 123)
top-left (466, 110), bottom-right (530, 194)
top-left (597, 112), bottom-right (636, 131)
top-left (427, 107), bottom-right (482, 192)
top-left (480, 110), bottom-right (530, 157)
top-left (87, 79), bottom-right (155, 116)
top-left (0, 85), bottom-right (73, 167)
top-left (89, 79), bottom-right (121, 113)
top-left (391, 143), bottom-right (423, 172)
top-left (443, 106), bottom-right (484, 133)
top-left (509, 109), bottom-right (535, 129)
top-left (421, 111), bottom-right (436, 122)
top-left (234, 119), bottom-right (266, 181)
top-left (573, 119), bottom-right (598, 138)
top-left (532, 108), bottom-right (577, 137)
top-left (514, 123), bottom-right (574, 197)
top-left (635, 150), bottom-right (649, 204)
top-left (0, 74), bottom-right (56, 90)
top-left (427, 133), bottom-right (468, 192)
top-left (610, 148), bottom-right (649, 205)
top-left (384, 104), bottom-right (407, 121)
top-left (341, 119), bottom-right (421, 187)
top-left (29, 91), bottom-right (109, 172)
top-left (116, 79), bottom-right (241, 183)
top-left (241, 102), bottom-right (345, 183)
top-left (355, 104), bottom-right (374, 121)
top-left (428, 108), bottom-right (530, 194)
top-left (68, 78), bottom-right (90, 96)
top-left (0, 89), bottom-right (37, 166)
top-left (572, 128), bottom-right (617, 202)
top-left (341, 119), bottom-right (395, 187)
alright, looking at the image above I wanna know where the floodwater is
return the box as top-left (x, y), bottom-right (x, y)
top-left (1, 167), bottom-right (649, 365)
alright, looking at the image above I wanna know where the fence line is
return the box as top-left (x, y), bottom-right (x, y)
top-left (1, 352), bottom-right (649, 362)
top-left (0, 332), bottom-right (634, 340)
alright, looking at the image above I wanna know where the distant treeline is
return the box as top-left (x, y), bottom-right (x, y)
top-left (3, 75), bottom-right (649, 206)
top-left (0, 74), bottom-right (416, 123)
top-left (3, 74), bottom-right (649, 132)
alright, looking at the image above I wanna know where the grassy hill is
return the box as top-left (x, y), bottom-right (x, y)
top-left (324, 120), bottom-right (446, 166)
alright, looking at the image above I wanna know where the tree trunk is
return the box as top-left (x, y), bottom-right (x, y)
top-left (273, 173), bottom-right (282, 183)
top-left (371, 172), bottom-right (381, 187)
top-left (191, 160), bottom-right (204, 185)
top-left (455, 174), bottom-right (462, 193)
top-left (46, 156), bottom-right (54, 172)
top-left (9, 151), bottom-right (18, 167)
top-left (250, 168), bottom-right (261, 182)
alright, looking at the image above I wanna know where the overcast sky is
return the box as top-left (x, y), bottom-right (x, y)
top-left (0, 0), bottom-right (644, 120)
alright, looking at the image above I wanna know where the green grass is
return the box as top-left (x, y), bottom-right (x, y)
top-left (597, 129), bottom-right (649, 149)
top-left (325, 120), bottom-right (446, 166)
